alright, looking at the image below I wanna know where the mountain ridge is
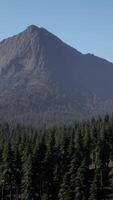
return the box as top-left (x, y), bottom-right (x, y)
top-left (0, 25), bottom-right (112, 64)
top-left (0, 25), bottom-right (113, 126)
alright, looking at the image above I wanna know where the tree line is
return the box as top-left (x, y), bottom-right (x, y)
top-left (0, 115), bottom-right (113, 199)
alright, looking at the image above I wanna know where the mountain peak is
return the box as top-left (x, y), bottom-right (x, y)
top-left (27, 25), bottom-right (39, 33)
top-left (0, 26), bottom-right (113, 126)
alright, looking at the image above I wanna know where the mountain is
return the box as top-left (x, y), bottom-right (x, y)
top-left (0, 25), bottom-right (113, 126)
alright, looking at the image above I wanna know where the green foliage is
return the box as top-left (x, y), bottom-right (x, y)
top-left (0, 114), bottom-right (113, 199)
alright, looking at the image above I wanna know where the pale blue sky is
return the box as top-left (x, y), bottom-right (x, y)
top-left (0, 0), bottom-right (113, 62)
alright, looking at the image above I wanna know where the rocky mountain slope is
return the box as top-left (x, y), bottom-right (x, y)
top-left (0, 25), bottom-right (113, 126)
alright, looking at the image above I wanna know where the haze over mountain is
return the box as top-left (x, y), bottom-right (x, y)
top-left (0, 25), bottom-right (113, 126)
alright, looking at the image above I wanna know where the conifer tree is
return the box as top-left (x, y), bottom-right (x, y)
top-left (74, 162), bottom-right (89, 200)
top-left (21, 154), bottom-right (34, 200)
top-left (0, 142), bottom-right (14, 199)
top-left (88, 171), bottom-right (100, 200)
top-left (59, 172), bottom-right (72, 200)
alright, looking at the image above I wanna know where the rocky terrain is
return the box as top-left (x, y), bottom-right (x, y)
top-left (0, 25), bottom-right (113, 126)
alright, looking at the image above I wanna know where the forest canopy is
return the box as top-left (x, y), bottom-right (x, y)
top-left (0, 115), bottom-right (113, 199)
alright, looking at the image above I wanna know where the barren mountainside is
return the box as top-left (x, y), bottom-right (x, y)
top-left (0, 25), bottom-right (113, 126)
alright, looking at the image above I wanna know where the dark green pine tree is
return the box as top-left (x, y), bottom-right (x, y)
top-left (43, 133), bottom-right (58, 200)
top-left (32, 135), bottom-right (47, 199)
top-left (98, 128), bottom-right (110, 168)
top-left (88, 171), bottom-right (100, 200)
top-left (107, 168), bottom-right (113, 200)
top-left (69, 155), bottom-right (80, 200)
top-left (83, 127), bottom-right (92, 167)
top-left (13, 147), bottom-right (22, 199)
top-left (21, 153), bottom-right (34, 200)
top-left (53, 145), bottom-right (63, 200)
top-left (61, 133), bottom-right (71, 175)
top-left (74, 162), bottom-right (89, 200)
top-left (74, 128), bottom-right (85, 166)
top-left (58, 172), bottom-right (72, 200)
top-left (0, 142), bottom-right (15, 199)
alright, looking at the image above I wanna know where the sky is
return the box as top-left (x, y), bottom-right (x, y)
top-left (0, 0), bottom-right (113, 62)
